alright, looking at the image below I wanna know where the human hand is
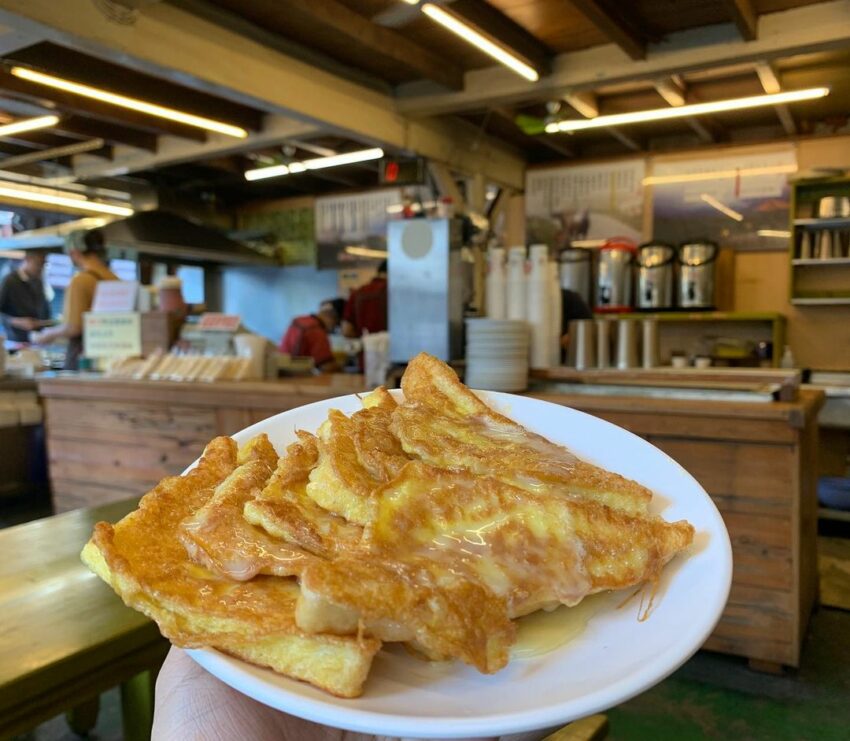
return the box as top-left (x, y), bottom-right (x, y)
top-left (153, 647), bottom-right (547, 741)
top-left (10, 316), bottom-right (37, 331)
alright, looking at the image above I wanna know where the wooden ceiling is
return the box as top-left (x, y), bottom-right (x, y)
top-left (0, 0), bottom-right (845, 209)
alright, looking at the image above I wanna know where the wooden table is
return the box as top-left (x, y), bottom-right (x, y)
top-left (0, 497), bottom-right (167, 739)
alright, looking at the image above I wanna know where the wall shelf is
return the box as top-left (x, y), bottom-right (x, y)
top-left (792, 258), bottom-right (850, 266)
top-left (793, 217), bottom-right (850, 228)
top-left (791, 297), bottom-right (850, 305)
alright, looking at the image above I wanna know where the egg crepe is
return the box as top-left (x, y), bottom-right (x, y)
top-left (392, 353), bottom-right (653, 515)
top-left (81, 436), bottom-right (380, 698)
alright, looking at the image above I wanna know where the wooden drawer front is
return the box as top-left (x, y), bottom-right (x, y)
top-left (705, 584), bottom-right (796, 666)
top-left (648, 438), bottom-right (795, 517)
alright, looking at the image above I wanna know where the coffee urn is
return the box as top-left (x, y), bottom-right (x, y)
top-left (595, 238), bottom-right (636, 313)
top-left (636, 241), bottom-right (675, 310)
top-left (678, 241), bottom-right (718, 310)
top-left (559, 247), bottom-right (592, 305)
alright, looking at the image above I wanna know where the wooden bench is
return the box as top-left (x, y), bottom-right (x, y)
top-left (0, 497), bottom-right (168, 740)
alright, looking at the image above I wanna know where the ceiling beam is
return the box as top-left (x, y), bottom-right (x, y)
top-left (0, 69), bottom-right (208, 141)
top-left (754, 61), bottom-right (796, 135)
top-left (0, 0), bottom-right (524, 188)
top-left (653, 76), bottom-right (716, 143)
top-left (565, 0), bottom-right (646, 60)
top-left (563, 91), bottom-right (642, 150)
top-left (721, 0), bottom-right (758, 41)
top-left (445, 0), bottom-right (552, 76)
top-left (396, 0), bottom-right (850, 116)
top-left (53, 117), bottom-right (158, 152)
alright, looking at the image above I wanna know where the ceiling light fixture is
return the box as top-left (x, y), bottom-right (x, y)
top-left (0, 181), bottom-right (133, 215)
top-left (757, 229), bottom-right (791, 238)
top-left (419, 3), bottom-right (539, 82)
top-left (0, 114), bottom-right (60, 137)
top-left (643, 164), bottom-right (797, 186)
top-left (245, 147), bottom-right (384, 181)
top-left (545, 87), bottom-right (829, 134)
top-left (10, 67), bottom-right (248, 139)
top-left (700, 193), bottom-right (743, 222)
top-left (345, 245), bottom-right (389, 259)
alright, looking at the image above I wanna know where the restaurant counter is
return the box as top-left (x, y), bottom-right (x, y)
top-left (37, 372), bottom-right (823, 671)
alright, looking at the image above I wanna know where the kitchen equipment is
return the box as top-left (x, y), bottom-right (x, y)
top-left (568, 319), bottom-right (595, 370)
top-left (559, 247), bottom-right (592, 305)
top-left (596, 238), bottom-right (636, 313)
top-left (641, 319), bottom-right (659, 369)
top-left (677, 241), bottom-right (717, 309)
top-left (636, 241), bottom-right (676, 310)
top-left (615, 320), bottom-right (638, 369)
top-left (388, 218), bottom-right (464, 363)
top-left (595, 318), bottom-right (612, 368)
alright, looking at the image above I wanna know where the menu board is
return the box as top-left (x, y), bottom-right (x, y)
top-left (315, 189), bottom-right (402, 270)
top-left (526, 160), bottom-right (645, 247)
top-left (651, 147), bottom-right (796, 250)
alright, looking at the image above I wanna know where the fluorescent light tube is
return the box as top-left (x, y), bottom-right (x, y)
top-left (0, 114), bottom-right (60, 137)
top-left (546, 87), bottom-right (829, 133)
top-left (0, 181), bottom-right (133, 215)
top-left (757, 229), bottom-right (791, 238)
top-left (420, 3), bottom-right (539, 82)
top-left (245, 148), bottom-right (384, 181)
top-left (11, 67), bottom-right (248, 139)
top-left (643, 164), bottom-right (797, 186)
top-left (700, 193), bottom-right (743, 222)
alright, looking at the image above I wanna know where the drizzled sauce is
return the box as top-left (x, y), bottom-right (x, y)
top-left (511, 593), bottom-right (609, 659)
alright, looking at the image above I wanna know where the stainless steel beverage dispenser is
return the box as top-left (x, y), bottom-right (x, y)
top-left (388, 218), bottom-right (464, 363)
top-left (678, 241), bottom-right (718, 309)
top-left (636, 241), bottom-right (675, 310)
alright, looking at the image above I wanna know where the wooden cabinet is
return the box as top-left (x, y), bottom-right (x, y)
top-left (530, 389), bottom-right (823, 670)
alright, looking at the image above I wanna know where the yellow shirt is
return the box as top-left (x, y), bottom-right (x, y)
top-left (63, 262), bottom-right (119, 335)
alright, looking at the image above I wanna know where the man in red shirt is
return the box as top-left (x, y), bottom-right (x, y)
top-left (279, 302), bottom-right (339, 373)
top-left (342, 260), bottom-right (387, 338)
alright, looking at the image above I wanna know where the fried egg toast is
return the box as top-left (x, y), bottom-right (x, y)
top-left (81, 436), bottom-right (380, 698)
top-left (392, 353), bottom-right (653, 515)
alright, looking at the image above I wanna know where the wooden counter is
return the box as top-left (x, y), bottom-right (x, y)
top-left (528, 387), bottom-right (824, 671)
top-left (37, 373), bottom-right (823, 670)
top-left (37, 373), bottom-right (367, 512)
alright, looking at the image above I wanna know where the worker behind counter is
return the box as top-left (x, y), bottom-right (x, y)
top-left (31, 229), bottom-right (118, 370)
top-left (279, 300), bottom-right (343, 374)
top-left (341, 259), bottom-right (387, 338)
top-left (0, 250), bottom-right (53, 342)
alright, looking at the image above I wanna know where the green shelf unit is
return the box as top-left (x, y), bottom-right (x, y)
top-left (789, 175), bottom-right (850, 304)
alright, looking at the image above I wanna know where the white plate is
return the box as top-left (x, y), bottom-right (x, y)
top-left (187, 390), bottom-right (732, 739)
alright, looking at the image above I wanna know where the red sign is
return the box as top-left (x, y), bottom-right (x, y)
top-left (198, 313), bottom-right (241, 332)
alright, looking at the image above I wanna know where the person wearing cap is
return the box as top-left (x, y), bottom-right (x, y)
top-left (279, 300), bottom-right (341, 373)
top-left (341, 260), bottom-right (387, 338)
top-left (31, 229), bottom-right (117, 370)
top-left (0, 251), bottom-right (52, 343)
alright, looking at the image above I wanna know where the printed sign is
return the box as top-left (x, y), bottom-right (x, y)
top-left (83, 312), bottom-right (141, 358)
top-left (198, 313), bottom-right (242, 332)
top-left (92, 280), bottom-right (139, 313)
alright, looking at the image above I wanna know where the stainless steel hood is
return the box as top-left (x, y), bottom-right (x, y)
top-left (102, 211), bottom-right (275, 266)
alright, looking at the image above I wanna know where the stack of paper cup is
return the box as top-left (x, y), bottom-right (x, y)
top-left (506, 246), bottom-right (527, 321)
top-left (465, 318), bottom-right (529, 392)
top-left (485, 247), bottom-right (506, 319)
top-left (526, 244), bottom-right (550, 369)
top-left (362, 331), bottom-right (390, 387)
top-left (548, 260), bottom-right (562, 366)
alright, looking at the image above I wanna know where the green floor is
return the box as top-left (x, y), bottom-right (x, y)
top-left (606, 607), bottom-right (850, 741)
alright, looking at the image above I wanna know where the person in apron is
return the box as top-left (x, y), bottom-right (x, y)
top-left (31, 229), bottom-right (118, 370)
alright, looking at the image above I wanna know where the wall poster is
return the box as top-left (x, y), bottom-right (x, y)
top-left (525, 160), bottom-right (645, 248)
top-left (651, 147), bottom-right (796, 250)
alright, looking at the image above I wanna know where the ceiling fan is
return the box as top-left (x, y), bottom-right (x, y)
top-left (514, 101), bottom-right (563, 136)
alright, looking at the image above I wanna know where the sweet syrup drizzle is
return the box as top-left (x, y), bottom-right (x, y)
top-left (511, 593), bottom-right (609, 659)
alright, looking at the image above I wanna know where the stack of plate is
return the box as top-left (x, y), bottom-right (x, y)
top-left (465, 318), bottom-right (529, 392)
